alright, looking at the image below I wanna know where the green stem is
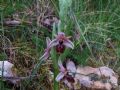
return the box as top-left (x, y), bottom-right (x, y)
top-left (53, 62), bottom-right (59, 90)
top-left (52, 22), bottom-right (59, 90)
top-left (51, 49), bottom-right (59, 90)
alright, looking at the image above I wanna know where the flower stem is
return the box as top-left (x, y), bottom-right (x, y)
top-left (53, 64), bottom-right (59, 90)
top-left (51, 23), bottom-right (59, 90)
top-left (51, 49), bottom-right (59, 90)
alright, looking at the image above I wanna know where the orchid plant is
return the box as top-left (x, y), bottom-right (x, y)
top-left (38, 30), bottom-right (75, 89)
top-left (38, 0), bottom-right (75, 89)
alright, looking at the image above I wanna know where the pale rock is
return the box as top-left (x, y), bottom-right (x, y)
top-left (0, 61), bottom-right (14, 77)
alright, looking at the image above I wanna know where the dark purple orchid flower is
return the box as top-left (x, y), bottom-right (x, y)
top-left (56, 59), bottom-right (76, 89)
top-left (40, 32), bottom-right (74, 60)
top-left (49, 32), bottom-right (74, 53)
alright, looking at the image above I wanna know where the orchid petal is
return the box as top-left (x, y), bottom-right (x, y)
top-left (66, 60), bottom-right (76, 75)
top-left (46, 37), bottom-right (51, 47)
top-left (58, 59), bottom-right (66, 72)
top-left (58, 32), bottom-right (65, 36)
top-left (63, 39), bottom-right (74, 49)
top-left (56, 72), bottom-right (65, 82)
top-left (49, 39), bottom-right (59, 48)
top-left (40, 51), bottom-right (49, 60)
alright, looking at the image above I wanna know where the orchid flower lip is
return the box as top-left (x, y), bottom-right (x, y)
top-left (63, 79), bottom-right (74, 89)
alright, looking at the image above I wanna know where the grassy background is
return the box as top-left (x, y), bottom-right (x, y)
top-left (0, 0), bottom-right (120, 90)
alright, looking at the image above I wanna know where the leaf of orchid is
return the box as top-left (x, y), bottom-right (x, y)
top-left (66, 60), bottom-right (76, 75)
top-left (48, 39), bottom-right (59, 48)
top-left (63, 39), bottom-right (74, 49)
top-left (56, 72), bottom-right (65, 82)
top-left (46, 37), bottom-right (51, 47)
top-left (58, 59), bottom-right (66, 72)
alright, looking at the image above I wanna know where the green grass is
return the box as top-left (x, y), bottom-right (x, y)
top-left (0, 0), bottom-right (120, 90)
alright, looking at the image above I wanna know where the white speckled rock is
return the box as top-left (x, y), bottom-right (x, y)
top-left (75, 66), bottom-right (118, 90)
top-left (0, 61), bottom-right (13, 77)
